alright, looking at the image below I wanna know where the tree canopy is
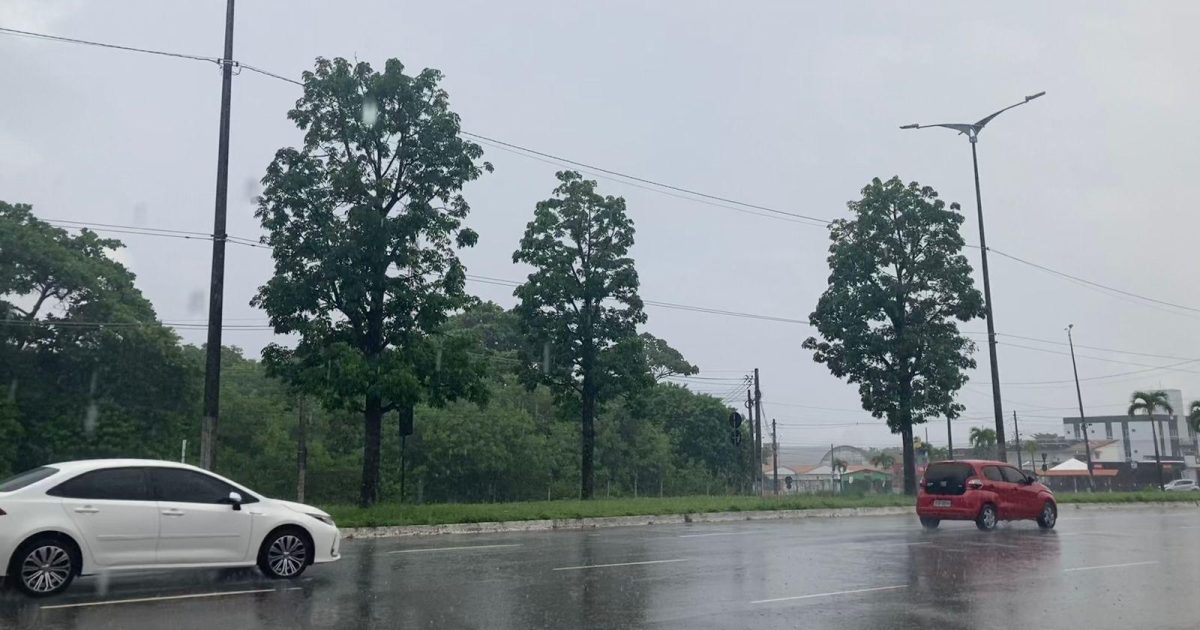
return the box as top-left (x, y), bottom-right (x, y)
top-left (803, 177), bottom-right (984, 495)
top-left (252, 57), bottom-right (490, 506)
top-left (641, 333), bottom-right (699, 381)
top-left (0, 202), bottom-right (195, 475)
top-left (513, 171), bottom-right (651, 499)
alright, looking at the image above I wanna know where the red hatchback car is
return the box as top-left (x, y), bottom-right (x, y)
top-left (916, 460), bottom-right (1057, 530)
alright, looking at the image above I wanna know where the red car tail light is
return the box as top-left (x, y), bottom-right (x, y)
top-left (966, 478), bottom-right (983, 490)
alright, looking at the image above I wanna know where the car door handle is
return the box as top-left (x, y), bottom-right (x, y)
top-left (73, 506), bottom-right (99, 514)
top-left (161, 509), bottom-right (185, 517)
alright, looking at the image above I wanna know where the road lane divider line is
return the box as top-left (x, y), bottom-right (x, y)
top-left (388, 544), bottom-right (522, 554)
top-left (1063, 560), bottom-right (1159, 573)
top-left (752, 584), bottom-right (908, 604)
top-left (40, 587), bottom-right (302, 610)
top-left (960, 541), bottom-right (1021, 549)
top-left (677, 531), bottom-right (759, 538)
top-left (553, 558), bottom-right (689, 571)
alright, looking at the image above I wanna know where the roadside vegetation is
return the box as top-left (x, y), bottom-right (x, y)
top-left (325, 491), bottom-right (1200, 528)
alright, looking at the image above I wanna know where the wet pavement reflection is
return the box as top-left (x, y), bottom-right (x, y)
top-left (2, 507), bottom-right (1197, 629)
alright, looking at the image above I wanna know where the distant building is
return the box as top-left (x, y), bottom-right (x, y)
top-left (1061, 389), bottom-right (1196, 462)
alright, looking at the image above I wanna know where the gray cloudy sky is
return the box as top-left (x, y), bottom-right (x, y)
top-left (3, 1), bottom-right (1198, 458)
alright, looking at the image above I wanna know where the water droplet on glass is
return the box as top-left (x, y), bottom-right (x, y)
top-left (362, 98), bottom-right (379, 126)
top-left (84, 402), bottom-right (98, 435)
top-left (188, 289), bottom-right (206, 315)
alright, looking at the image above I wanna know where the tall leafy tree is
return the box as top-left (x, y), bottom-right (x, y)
top-left (512, 171), bottom-right (651, 499)
top-left (253, 57), bottom-right (490, 506)
top-left (1188, 400), bottom-right (1200, 438)
top-left (803, 177), bottom-right (985, 495)
top-left (1128, 390), bottom-right (1172, 491)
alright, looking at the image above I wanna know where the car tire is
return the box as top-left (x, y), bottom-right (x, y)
top-left (975, 504), bottom-right (998, 531)
top-left (1037, 501), bottom-right (1057, 529)
top-left (919, 517), bottom-right (940, 529)
top-left (258, 528), bottom-right (311, 580)
top-left (9, 535), bottom-right (78, 597)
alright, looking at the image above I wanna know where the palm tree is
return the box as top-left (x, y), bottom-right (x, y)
top-left (831, 458), bottom-right (848, 493)
top-left (869, 452), bottom-right (896, 470)
top-left (1187, 400), bottom-right (1200, 436)
top-left (1024, 440), bottom-right (1039, 472)
top-left (1129, 390), bottom-right (1172, 491)
top-left (968, 427), bottom-right (997, 458)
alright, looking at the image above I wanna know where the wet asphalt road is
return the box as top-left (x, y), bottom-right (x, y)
top-left (3, 507), bottom-right (1200, 630)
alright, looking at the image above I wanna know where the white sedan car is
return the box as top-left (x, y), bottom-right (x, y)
top-left (0, 459), bottom-right (340, 597)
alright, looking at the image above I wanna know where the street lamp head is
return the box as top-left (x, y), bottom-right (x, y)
top-left (1025, 91), bottom-right (1046, 102)
top-left (899, 124), bottom-right (920, 130)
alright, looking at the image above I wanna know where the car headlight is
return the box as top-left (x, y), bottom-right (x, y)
top-left (307, 512), bottom-right (335, 527)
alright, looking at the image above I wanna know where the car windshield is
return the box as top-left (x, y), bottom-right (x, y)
top-left (0, 467), bottom-right (59, 492)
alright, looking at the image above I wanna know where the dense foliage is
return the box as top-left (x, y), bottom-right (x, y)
top-left (803, 177), bottom-right (984, 495)
top-left (252, 57), bottom-right (490, 506)
top-left (513, 171), bottom-right (652, 499)
top-left (0, 202), bottom-right (196, 476)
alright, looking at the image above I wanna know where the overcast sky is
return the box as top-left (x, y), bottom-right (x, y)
top-left (3, 1), bottom-right (1198, 459)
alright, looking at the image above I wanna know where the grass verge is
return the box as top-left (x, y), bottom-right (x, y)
top-left (324, 491), bottom-right (1199, 528)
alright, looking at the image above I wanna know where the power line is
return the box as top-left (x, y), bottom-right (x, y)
top-left (989, 247), bottom-right (1200, 316)
top-left (996, 340), bottom-right (1200, 375)
top-left (461, 132), bottom-right (832, 226)
top-left (0, 26), bottom-right (221, 65)
top-left (995, 332), bottom-right (1197, 362)
top-left (9, 26), bottom-right (1198, 326)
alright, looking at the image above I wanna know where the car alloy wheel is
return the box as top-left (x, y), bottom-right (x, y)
top-left (267, 534), bottom-right (308, 578)
top-left (1038, 501), bottom-right (1058, 529)
top-left (20, 545), bottom-right (73, 595)
top-left (976, 504), bottom-right (997, 531)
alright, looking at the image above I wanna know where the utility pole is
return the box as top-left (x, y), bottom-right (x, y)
top-left (745, 387), bottom-right (754, 495)
top-left (754, 368), bottom-right (763, 497)
top-left (1066, 325), bottom-right (1095, 490)
top-left (200, 0), bottom-right (237, 471)
top-left (772, 418), bottom-right (779, 495)
top-left (1013, 411), bottom-right (1022, 470)
top-left (296, 396), bottom-right (307, 503)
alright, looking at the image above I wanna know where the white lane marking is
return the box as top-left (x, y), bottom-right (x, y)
top-left (553, 558), bottom-right (689, 571)
top-left (905, 542), bottom-right (933, 546)
top-left (41, 587), bottom-right (301, 610)
top-left (960, 541), bottom-right (1021, 549)
top-left (752, 584), bottom-right (908, 604)
top-left (677, 531), bottom-right (758, 538)
top-left (1063, 561), bottom-right (1159, 573)
top-left (387, 544), bottom-right (522, 554)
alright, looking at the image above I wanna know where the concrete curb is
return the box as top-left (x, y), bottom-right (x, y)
top-left (338, 500), bottom-right (1200, 539)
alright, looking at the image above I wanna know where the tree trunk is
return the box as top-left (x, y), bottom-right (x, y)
top-left (1149, 413), bottom-right (1165, 491)
top-left (360, 392), bottom-right (383, 506)
top-left (900, 421), bottom-right (917, 496)
top-left (580, 384), bottom-right (596, 499)
top-left (296, 396), bottom-right (307, 504)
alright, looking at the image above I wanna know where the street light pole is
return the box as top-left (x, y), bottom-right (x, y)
top-left (900, 91), bottom-right (1045, 463)
top-left (1067, 324), bottom-right (1095, 491)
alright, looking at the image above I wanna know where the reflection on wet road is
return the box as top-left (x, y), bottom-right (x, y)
top-left (3, 507), bottom-right (1198, 629)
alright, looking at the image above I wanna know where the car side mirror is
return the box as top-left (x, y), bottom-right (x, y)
top-left (228, 491), bottom-right (243, 511)
top-left (1023, 475), bottom-right (1036, 485)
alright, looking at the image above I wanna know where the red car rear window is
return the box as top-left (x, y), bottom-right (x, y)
top-left (923, 463), bottom-right (974, 495)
